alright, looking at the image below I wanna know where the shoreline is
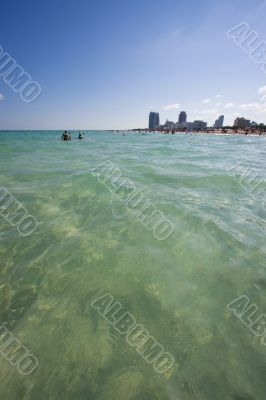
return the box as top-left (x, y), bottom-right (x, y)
top-left (128, 129), bottom-right (266, 136)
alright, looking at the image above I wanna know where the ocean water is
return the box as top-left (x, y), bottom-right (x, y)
top-left (0, 130), bottom-right (265, 400)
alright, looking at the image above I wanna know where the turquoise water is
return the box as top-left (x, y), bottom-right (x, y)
top-left (0, 130), bottom-right (266, 400)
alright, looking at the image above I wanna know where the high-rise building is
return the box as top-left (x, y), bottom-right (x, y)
top-left (214, 115), bottom-right (224, 128)
top-left (234, 117), bottom-right (250, 128)
top-left (149, 112), bottom-right (160, 129)
top-left (178, 111), bottom-right (187, 124)
top-left (193, 120), bottom-right (207, 130)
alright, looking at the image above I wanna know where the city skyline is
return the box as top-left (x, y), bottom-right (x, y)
top-left (151, 110), bottom-right (208, 130)
top-left (0, 0), bottom-right (266, 129)
top-left (150, 86), bottom-right (266, 128)
top-left (148, 109), bottom-right (263, 130)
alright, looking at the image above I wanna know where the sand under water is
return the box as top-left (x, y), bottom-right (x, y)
top-left (0, 130), bottom-right (265, 400)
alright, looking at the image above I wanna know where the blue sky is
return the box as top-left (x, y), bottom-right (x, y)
top-left (0, 0), bottom-right (266, 129)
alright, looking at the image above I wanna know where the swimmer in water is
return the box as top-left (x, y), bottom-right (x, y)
top-left (61, 131), bottom-right (71, 141)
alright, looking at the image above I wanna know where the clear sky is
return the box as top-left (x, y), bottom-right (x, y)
top-left (0, 0), bottom-right (266, 129)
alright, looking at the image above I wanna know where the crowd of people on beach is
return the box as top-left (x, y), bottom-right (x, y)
top-left (125, 127), bottom-right (266, 136)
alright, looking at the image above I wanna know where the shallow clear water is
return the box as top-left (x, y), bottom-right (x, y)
top-left (0, 130), bottom-right (265, 400)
